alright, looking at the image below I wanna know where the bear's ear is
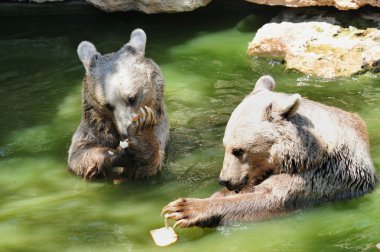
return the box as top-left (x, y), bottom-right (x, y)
top-left (253, 75), bottom-right (276, 93)
top-left (127, 28), bottom-right (146, 55)
top-left (77, 41), bottom-right (98, 72)
top-left (273, 94), bottom-right (301, 118)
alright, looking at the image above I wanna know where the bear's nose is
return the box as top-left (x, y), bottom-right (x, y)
top-left (218, 178), bottom-right (230, 188)
top-left (120, 133), bottom-right (128, 140)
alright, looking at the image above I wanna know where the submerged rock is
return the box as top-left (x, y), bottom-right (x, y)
top-left (85, 0), bottom-right (211, 13)
top-left (245, 0), bottom-right (380, 10)
top-left (248, 11), bottom-right (380, 78)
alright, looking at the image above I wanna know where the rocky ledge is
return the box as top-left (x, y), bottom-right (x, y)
top-left (245, 0), bottom-right (380, 10)
top-left (26, 0), bottom-right (380, 12)
top-left (83, 0), bottom-right (212, 13)
top-left (17, 0), bottom-right (380, 12)
top-left (248, 10), bottom-right (380, 78)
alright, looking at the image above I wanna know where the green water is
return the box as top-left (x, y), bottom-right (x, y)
top-left (1, 8), bottom-right (380, 252)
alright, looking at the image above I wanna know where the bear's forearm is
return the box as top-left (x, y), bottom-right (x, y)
top-left (164, 174), bottom-right (309, 227)
top-left (201, 171), bottom-right (360, 226)
top-left (121, 131), bottom-right (163, 179)
top-left (122, 146), bottom-right (163, 179)
top-left (68, 143), bottom-right (126, 179)
top-left (209, 192), bottom-right (289, 225)
top-left (208, 190), bottom-right (294, 225)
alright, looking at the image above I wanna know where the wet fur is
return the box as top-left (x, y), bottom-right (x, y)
top-left (68, 29), bottom-right (168, 180)
top-left (163, 76), bottom-right (377, 227)
top-left (68, 76), bottom-right (167, 180)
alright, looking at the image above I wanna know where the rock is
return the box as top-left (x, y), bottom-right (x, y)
top-left (30, 0), bottom-right (65, 3)
top-left (245, 0), bottom-right (380, 10)
top-left (271, 9), bottom-right (380, 29)
top-left (30, 0), bottom-right (64, 2)
top-left (248, 11), bottom-right (380, 78)
top-left (85, 0), bottom-right (212, 13)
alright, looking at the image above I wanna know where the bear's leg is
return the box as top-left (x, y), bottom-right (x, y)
top-left (68, 145), bottom-right (129, 180)
top-left (121, 114), bottom-right (162, 179)
top-left (162, 173), bottom-right (317, 228)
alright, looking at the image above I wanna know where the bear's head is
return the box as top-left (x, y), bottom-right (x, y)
top-left (219, 76), bottom-right (301, 192)
top-left (77, 29), bottom-right (163, 139)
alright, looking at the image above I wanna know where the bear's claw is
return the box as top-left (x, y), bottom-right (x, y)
top-left (84, 165), bottom-right (100, 180)
top-left (173, 219), bottom-right (190, 229)
top-left (135, 105), bottom-right (157, 130)
top-left (162, 198), bottom-right (218, 228)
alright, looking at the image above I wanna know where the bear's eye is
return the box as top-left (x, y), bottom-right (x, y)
top-left (232, 148), bottom-right (244, 158)
top-left (106, 103), bottom-right (114, 111)
top-left (127, 96), bottom-right (136, 106)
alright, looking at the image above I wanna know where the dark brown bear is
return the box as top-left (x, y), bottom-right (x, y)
top-left (68, 29), bottom-right (169, 180)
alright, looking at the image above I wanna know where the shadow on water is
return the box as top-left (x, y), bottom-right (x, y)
top-left (0, 2), bottom-right (277, 153)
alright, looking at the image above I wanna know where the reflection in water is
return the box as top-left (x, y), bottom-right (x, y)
top-left (0, 7), bottom-right (379, 252)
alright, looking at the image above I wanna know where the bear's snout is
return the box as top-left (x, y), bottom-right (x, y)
top-left (218, 178), bottom-right (235, 191)
top-left (218, 178), bottom-right (230, 188)
top-left (218, 176), bottom-right (248, 193)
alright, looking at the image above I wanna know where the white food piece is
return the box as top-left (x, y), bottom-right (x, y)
top-left (108, 150), bottom-right (114, 155)
top-left (150, 227), bottom-right (178, 247)
top-left (119, 140), bottom-right (129, 149)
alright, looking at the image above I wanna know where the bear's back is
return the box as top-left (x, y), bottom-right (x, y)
top-left (296, 98), bottom-right (369, 153)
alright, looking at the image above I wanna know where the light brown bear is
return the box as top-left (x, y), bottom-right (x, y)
top-left (163, 75), bottom-right (377, 228)
top-left (68, 29), bottom-right (169, 180)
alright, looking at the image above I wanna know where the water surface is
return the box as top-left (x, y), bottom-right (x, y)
top-left (0, 7), bottom-right (379, 252)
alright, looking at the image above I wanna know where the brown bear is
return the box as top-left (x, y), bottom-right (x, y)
top-left (68, 29), bottom-right (169, 180)
top-left (162, 75), bottom-right (377, 228)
